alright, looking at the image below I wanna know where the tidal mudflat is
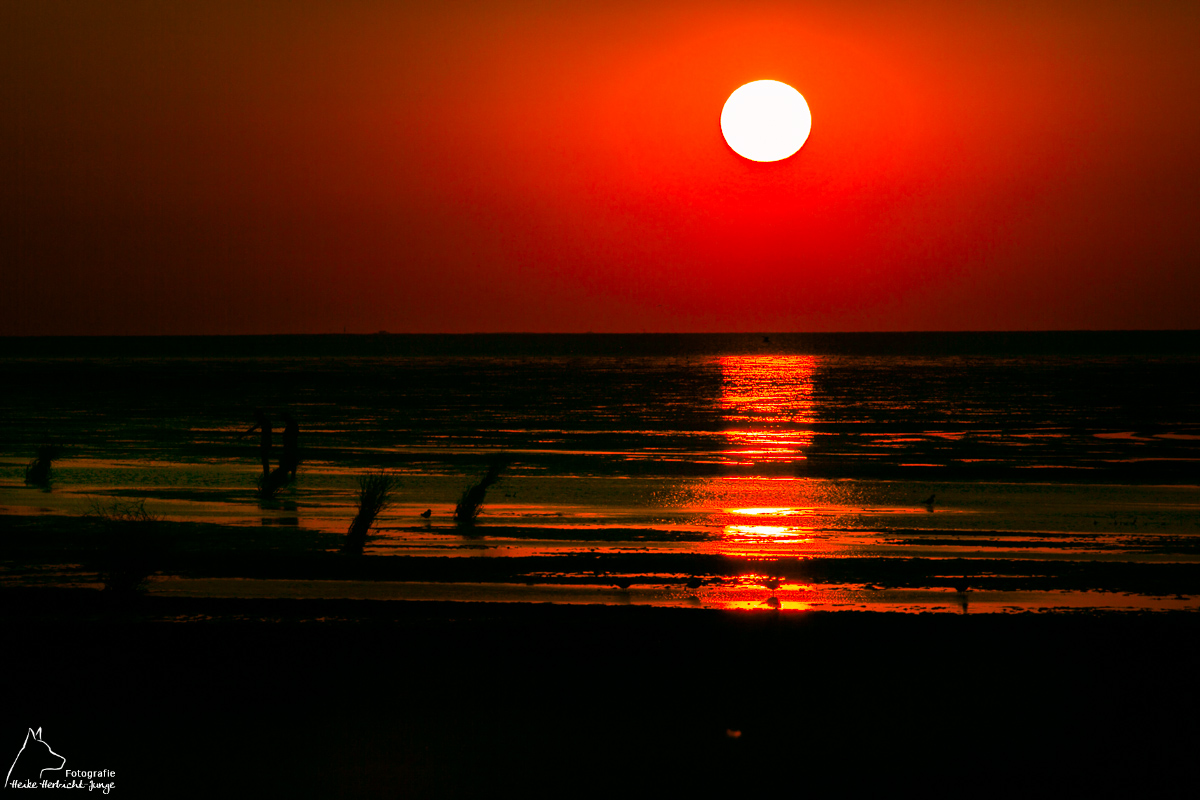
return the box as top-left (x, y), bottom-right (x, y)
top-left (3, 333), bottom-right (1198, 793)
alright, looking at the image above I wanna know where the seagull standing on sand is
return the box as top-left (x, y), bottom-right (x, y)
top-left (240, 409), bottom-right (273, 479)
top-left (953, 579), bottom-right (970, 613)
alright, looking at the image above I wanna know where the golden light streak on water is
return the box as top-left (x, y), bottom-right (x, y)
top-left (719, 355), bottom-right (817, 465)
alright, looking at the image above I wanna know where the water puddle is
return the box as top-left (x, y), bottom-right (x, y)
top-left (149, 576), bottom-right (1199, 613)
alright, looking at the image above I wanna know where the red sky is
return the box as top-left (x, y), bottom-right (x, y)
top-left (3, 0), bottom-right (1198, 334)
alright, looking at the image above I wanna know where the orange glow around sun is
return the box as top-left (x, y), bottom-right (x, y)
top-left (4, 3), bottom-right (1198, 335)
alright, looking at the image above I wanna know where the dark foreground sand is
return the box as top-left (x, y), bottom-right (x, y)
top-left (3, 589), bottom-right (1198, 798)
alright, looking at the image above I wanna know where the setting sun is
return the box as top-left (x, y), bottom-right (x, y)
top-left (720, 80), bottom-right (812, 162)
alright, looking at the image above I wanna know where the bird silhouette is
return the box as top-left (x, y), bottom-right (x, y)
top-left (923, 494), bottom-right (936, 512)
top-left (612, 577), bottom-right (634, 591)
top-left (762, 577), bottom-right (782, 593)
top-left (420, 509), bottom-right (432, 518)
top-left (953, 579), bottom-right (970, 613)
top-left (685, 576), bottom-right (704, 590)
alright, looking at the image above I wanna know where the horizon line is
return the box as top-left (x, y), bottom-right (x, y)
top-left (4, 329), bottom-right (1200, 339)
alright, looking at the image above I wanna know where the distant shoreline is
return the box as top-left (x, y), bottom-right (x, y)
top-left (4, 329), bottom-right (1200, 357)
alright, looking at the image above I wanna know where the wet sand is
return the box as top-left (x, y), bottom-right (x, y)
top-left (5, 511), bottom-right (1200, 612)
top-left (3, 508), bottom-right (1199, 795)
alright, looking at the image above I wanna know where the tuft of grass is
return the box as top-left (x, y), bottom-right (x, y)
top-left (24, 445), bottom-right (59, 489)
top-left (342, 473), bottom-right (394, 556)
top-left (87, 497), bottom-right (161, 525)
top-left (257, 466), bottom-right (291, 500)
top-left (454, 460), bottom-right (506, 528)
top-left (86, 498), bottom-right (165, 597)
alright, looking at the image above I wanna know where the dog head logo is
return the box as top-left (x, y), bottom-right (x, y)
top-left (6, 728), bottom-right (66, 786)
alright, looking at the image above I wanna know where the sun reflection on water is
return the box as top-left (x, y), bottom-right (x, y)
top-left (723, 525), bottom-right (813, 543)
top-left (719, 355), bottom-right (817, 465)
top-left (730, 506), bottom-right (803, 516)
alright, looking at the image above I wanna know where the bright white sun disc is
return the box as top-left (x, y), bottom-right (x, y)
top-left (721, 80), bottom-right (812, 162)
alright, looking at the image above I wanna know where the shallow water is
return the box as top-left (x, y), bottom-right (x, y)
top-left (146, 577), bottom-right (1200, 614)
top-left (3, 338), bottom-right (1199, 612)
